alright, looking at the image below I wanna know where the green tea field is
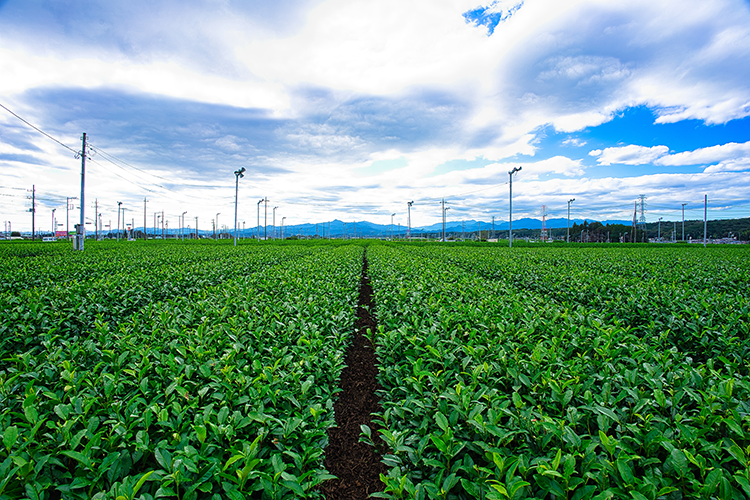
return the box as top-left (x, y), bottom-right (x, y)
top-left (1, 241), bottom-right (748, 500)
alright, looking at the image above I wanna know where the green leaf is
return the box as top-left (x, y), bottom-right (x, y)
top-left (281, 479), bottom-right (305, 496)
top-left (735, 475), bottom-right (750, 498)
top-left (223, 455), bottom-right (244, 472)
top-left (594, 405), bottom-right (619, 423)
top-left (669, 449), bottom-right (688, 478)
top-left (616, 458), bottom-right (635, 485)
top-left (435, 412), bottom-right (449, 432)
top-left (3, 427), bottom-right (17, 452)
top-left (133, 471), bottom-right (154, 498)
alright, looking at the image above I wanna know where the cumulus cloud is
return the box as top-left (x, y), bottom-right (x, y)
top-left (656, 141), bottom-right (750, 166)
top-left (703, 158), bottom-right (750, 173)
top-left (590, 145), bottom-right (670, 165)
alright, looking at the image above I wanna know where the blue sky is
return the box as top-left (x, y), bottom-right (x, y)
top-left (1, 0), bottom-right (749, 232)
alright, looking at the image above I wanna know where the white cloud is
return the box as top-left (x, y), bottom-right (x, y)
top-left (562, 137), bottom-right (587, 147)
top-left (656, 141), bottom-right (750, 166)
top-left (703, 158), bottom-right (750, 173)
top-left (592, 145), bottom-right (670, 165)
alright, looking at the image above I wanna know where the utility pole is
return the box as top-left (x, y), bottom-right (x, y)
top-left (281, 217), bottom-right (286, 240)
top-left (31, 185), bottom-right (36, 241)
top-left (703, 194), bottom-right (707, 247)
top-left (51, 208), bottom-right (56, 236)
top-left (143, 198), bottom-right (148, 240)
top-left (407, 201), bottom-right (413, 241)
top-left (508, 166), bottom-right (522, 248)
top-left (94, 199), bottom-right (98, 240)
top-left (162, 210), bottom-right (165, 240)
top-left (195, 216), bottom-right (198, 239)
top-left (491, 215), bottom-right (495, 240)
top-left (567, 198), bottom-right (575, 243)
top-left (257, 199), bottom-right (263, 240)
top-left (391, 213), bottom-right (395, 240)
top-left (681, 203), bottom-right (687, 241)
top-left (122, 208), bottom-right (127, 240)
top-left (117, 201), bottom-right (122, 242)
top-left (78, 133), bottom-right (87, 250)
top-left (182, 211), bottom-right (187, 241)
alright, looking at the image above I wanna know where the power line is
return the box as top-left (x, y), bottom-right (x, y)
top-left (0, 102), bottom-right (78, 155)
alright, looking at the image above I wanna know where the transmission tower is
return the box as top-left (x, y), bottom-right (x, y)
top-left (637, 194), bottom-right (647, 241)
top-left (541, 205), bottom-right (548, 242)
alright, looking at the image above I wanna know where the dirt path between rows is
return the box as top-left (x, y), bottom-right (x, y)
top-left (321, 250), bottom-right (386, 499)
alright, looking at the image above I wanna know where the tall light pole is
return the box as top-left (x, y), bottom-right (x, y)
top-left (264, 198), bottom-right (269, 241)
top-left (681, 203), bottom-right (687, 241)
top-left (567, 198), bottom-right (575, 243)
top-left (281, 217), bottom-right (286, 240)
top-left (273, 206), bottom-right (278, 240)
top-left (51, 208), bottom-right (56, 237)
top-left (391, 213), bottom-right (395, 240)
top-left (508, 166), bottom-right (522, 248)
top-left (215, 213), bottom-right (220, 240)
top-left (703, 194), bottom-right (707, 248)
top-left (182, 211), bottom-right (187, 241)
top-left (117, 201), bottom-right (122, 242)
top-left (257, 199), bottom-right (263, 240)
top-left (658, 217), bottom-right (663, 241)
top-left (234, 167), bottom-right (245, 246)
top-left (407, 201), bottom-right (413, 241)
top-left (441, 199), bottom-right (448, 242)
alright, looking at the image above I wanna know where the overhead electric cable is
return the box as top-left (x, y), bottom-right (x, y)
top-left (0, 103), bottom-right (78, 155)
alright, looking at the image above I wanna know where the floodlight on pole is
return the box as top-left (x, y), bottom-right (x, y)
top-left (117, 201), bottom-right (122, 242)
top-left (257, 199), bottom-right (263, 241)
top-left (508, 166), bottom-right (521, 248)
top-left (234, 167), bottom-right (245, 246)
top-left (658, 217), bottom-right (663, 241)
top-left (681, 203), bottom-right (687, 241)
top-left (567, 198), bottom-right (575, 243)
top-left (273, 206), bottom-right (278, 240)
top-left (407, 201), bottom-right (413, 241)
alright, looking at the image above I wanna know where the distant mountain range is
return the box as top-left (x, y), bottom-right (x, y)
top-left (114, 217), bottom-right (633, 238)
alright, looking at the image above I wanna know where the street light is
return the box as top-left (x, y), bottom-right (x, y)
top-left (567, 198), bottom-right (575, 243)
top-left (257, 199), bottom-right (263, 241)
top-left (117, 201), bottom-right (122, 242)
top-left (273, 206), bottom-right (278, 240)
top-left (407, 201), bottom-right (414, 241)
top-left (444, 206), bottom-right (451, 241)
top-left (234, 167), bottom-right (245, 246)
top-left (508, 166), bottom-right (522, 248)
top-left (658, 217), bottom-right (663, 241)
